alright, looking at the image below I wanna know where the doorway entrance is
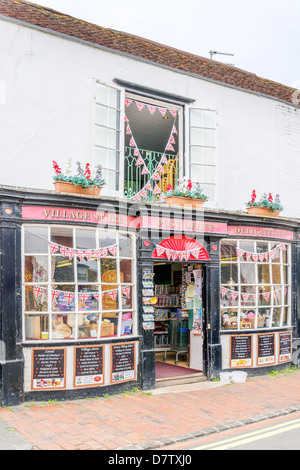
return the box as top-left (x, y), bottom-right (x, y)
top-left (153, 262), bottom-right (206, 386)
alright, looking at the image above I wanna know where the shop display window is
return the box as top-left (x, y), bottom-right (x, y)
top-left (220, 239), bottom-right (291, 331)
top-left (23, 226), bottom-right (136, 342)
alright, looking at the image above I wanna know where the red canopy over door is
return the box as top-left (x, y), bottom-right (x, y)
top-left (152, 235), bottom-right (209, 261)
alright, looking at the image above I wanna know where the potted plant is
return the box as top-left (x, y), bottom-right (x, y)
top-left (246, 191), bottom-right (283, 217)
top-left (52, 160), bottom-right (105, 196)
top-left (164, 179), bottom-right (208, 208)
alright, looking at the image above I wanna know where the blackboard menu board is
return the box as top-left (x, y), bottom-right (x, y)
top-left (32, 348), bottom-right (66, 390)
top-left (111, 342), bottom-right (136, 383)
top-left (257, 333), bottom-right (275, 366)
top-left (74, 346), bottom-right (104, 388)
top-left (230, 335), bottom-right (253, 368)
top-left (279, 332), bottom-right (292, 363)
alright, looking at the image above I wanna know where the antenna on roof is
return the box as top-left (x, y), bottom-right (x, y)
top-left (209, 50), bottom-right (235, 65)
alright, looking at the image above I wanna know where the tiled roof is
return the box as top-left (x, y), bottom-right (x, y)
top-left (0, 0), bottom-right (297, 105)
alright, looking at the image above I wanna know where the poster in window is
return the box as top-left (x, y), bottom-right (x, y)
top-left (230, 335), bottom-right (253, 368)
top-left (74, 345), bottom-right (105, 388)
top-left (257, 333), bottom-right (275, 366)
top-left (111, 342), bottom-right (136, 384)
top-left (31, 348), bottom-right (66, 390)
top-left (279, 332), bottom-right (292, 364)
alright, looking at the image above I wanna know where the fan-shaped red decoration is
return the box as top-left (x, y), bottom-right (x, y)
top-left (152, 236), bottom-right (209, 260)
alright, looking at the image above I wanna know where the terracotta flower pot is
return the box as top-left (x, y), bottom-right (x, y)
top-left (246, 206), bottom-right (280, 217)
top-left (54, 181), bottom-right (102, 197)
top-left (165, 196), bottom-right (205, 209)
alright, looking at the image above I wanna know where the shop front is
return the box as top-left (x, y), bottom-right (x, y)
top-left (0, 187), bottom-right (299, 406)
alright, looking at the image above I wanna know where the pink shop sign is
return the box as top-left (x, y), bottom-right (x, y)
top-left (228, 225), bottom-right (294, 241)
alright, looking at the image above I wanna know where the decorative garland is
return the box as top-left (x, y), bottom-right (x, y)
top-left (33, 285), bottom-right (131, 304)
top-left (155, 244), bottom-right (202, 261)
top-left (49, 242), bottom-right (118, 260)
top-left (236, 243), bottom-right (286, 262)
top-left (221, 287), bottom-right (287, 303)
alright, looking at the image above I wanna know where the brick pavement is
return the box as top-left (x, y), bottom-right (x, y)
top-left (0, 370), bottom-right (299, 450)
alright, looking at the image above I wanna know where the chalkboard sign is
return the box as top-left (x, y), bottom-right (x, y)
top-left (257, 333), bottom-right (275, 366)
top-left (279, 332), bottom-right (292, 363)
top-left (230, 335), bottom-right (253, 368)
top-left (32, 348), bottom-right (66, 390)
top-left (74, 345), bottom-right (105, 388)
top-left (111, 342), bottom-right (136, 384)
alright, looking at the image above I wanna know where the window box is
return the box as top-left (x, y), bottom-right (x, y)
top-left (165, 195), bottom-right (205, 209)
top-left (54, 181), bottom-right (102, 197)
top-left (246, 206), bottom-right (281, 217)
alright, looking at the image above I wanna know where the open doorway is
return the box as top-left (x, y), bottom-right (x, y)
top-left (153, 262), bottom-right (205, 385)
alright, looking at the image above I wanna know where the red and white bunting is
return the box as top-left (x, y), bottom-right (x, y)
top-left (166, 142), bottom-right (175, 152)
top-left (64, 292), bottom-right (75, 305)
top-left (153, 184), bottom-right (162, 195)
top-left (155, 245), bottom-right (166, 257)
top-left (49, 242), bottom-right (59, 255)
top-left (258, 253), bottom-right (265, 262)
top-left (252, 253), bottom-right (258, 262)
top-left (77, 250), bottom-right (86, 261)
top-left (231, 291), bottom-right (239, 301)
top-left (135, 101), bottom-right (145, 112)
top-left (125, 99), bottom-right (133, 107)
top-left (108, 244), bottom-right (118, 256)
top-left (191, 248), bottom-right (200, 259)
top-left (169, 109), bottom-right (177, 118)
top-left (147, 105), bottom-right (156, 115)
top-left (221, 287), bottom-right (229, 298)
top-left (124, 114), bottom-right (129, 122)
top-left (126, 123), bottom-right (132, 135)
top-left (79, 292), bottom-right (91, 303)
top-left (246, 252), bottom-right (252, 261)
top-left (157, 163), bottom-right (165, 173)
top-left (172, 125), bottom-right (178, 135)
top-left (161, 154), bottom-right (168, 164)
top-left (236, 249), bottom-right (244, 259)
top-left (106, 289), bottom-right (118, 301)
top-left (242, 293), bottom-right (250, 302)
top-left (151, 172), bottom-right (161, 181)
top-left (51, 290), bottom-right (60, 301)
top-left (122, 286), bottom-right (131, 299)
top-left (134, 148), bottom-right (140, 157)
top-left (263, 292), bottom-right (271, 302)
top-left (144, 181), bottom-right (153, 191)
top-left (139, 189), bottom-right (149, 199)
top-left (141, 166), bottom-right (150, 175)
top-left (33, 286), bottom-right (46, 299)
top-left (169, 135), bottom-right (176, 144)
top-left (135, 156), bottom-right (144, 166)
top-left (129, 137), bottom-right (136, 147)
top-left (158, 107), bottom-right (167, 117)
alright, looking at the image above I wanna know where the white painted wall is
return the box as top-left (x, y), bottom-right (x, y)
top-left (1, 19), bottom-right (299, 217)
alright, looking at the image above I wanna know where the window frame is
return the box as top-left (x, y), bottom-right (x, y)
top-left (220, 239), bottom-right (291, 331)
top-left (22, 224), bottom-right (137, 343)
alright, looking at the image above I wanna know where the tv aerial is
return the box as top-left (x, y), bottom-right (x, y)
top-left (209, 50), bottom-right (235, 66)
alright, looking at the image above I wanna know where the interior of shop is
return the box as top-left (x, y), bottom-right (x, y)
top-left (153, 262), bottom-right (205, 381)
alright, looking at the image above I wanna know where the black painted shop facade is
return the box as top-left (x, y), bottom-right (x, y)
top-left (0, 187), bottom-right (299, 406)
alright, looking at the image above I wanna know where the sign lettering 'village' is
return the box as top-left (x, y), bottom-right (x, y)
top-left (21, 206), bottom-right (294, 240)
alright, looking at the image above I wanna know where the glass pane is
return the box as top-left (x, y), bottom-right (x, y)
top-left (51, 227), bottom-right (73, 248)
top-left (98, 231), bottom-right (117, 250)
top-left (221, 308), bottom-right (238, 329)
top-left (221, 264), bottom-right (238, 284)
top-left (108, 128), bottom-right (117, 149)
top-left (121, 286), bottom-right (133, 309)
top-left (190, 109), bottom-right (202, 126)
top-left (282, 307), bottom-right (289, 326)
top-left (258, 264), bottom-right (270, 284)
top-left (119, 234), bottom-right (133, 258)
top-left (202, 165), bottom-right (215, 184)
top-left (202, 147), bottom-right (216, 165)
top-left (95, 82), bottom-right (108, 105)
top-left (76, 229), bottom-right (96, 250)
top-left (220, 286), bottom-right (239, 307)
top-left (25, 314), bottom-right (49, 341)
top-left (240, 263), bottom-right (256, 284)
top-left (282, 265), bottom-right (288, 284)
top-left (240, 308), bottom-right (256, 329)
top-left (101, 259), bottom-right (117, 283)
top-left (108, 87), bottom-right (118, 108)
top-left (51, 257), bottom-right (75, 283)
top-left (94, 125), bottom-right (107, 147)
top-left (283, 286), bottom-right (289, 304)
top-left (120, 259), bottom-right (133, 283)
top-left (102, 289), bottom-right (119, 311)
top-left (95, 147), bottom-right (107, 167)
top-left (107, 170), bottom-right (119, 191)
top-left (273, 287), bottom-right (282, 305)
top-left (108, 108), bottom-right (118, 128)
top-left (25, 256), bottom-right (48, 283)
top-left (202, 110), bottom-right (216, 128)
top-left (25, 286), bottom-right (48, 312)
top-left (24, 227), bottom-right (48, 254)
top-left (272, 264), bottom-right (281, 284)
top-left (52, 286), bottom-right (75, 312)
top-left (78, 286), bottom-right (100, 312)
top-left (221, 241), bottom-right (237, 262)
top-left (239, 241), bottom-right (255, 259)
top-left (190, 128), bottom-right (202, 146)
top-left (100, 318), bottom-right (117, 337)
top-left (258, 287), bottom-right (271, 306)
top-left (77, 258), bottom-right (98, 283)
top-left (95, 104), bottom-right (108, 126)
top-left (108, 150), bottom-right (118, 170)
top-left (190, 146), bottom-right (202, 164)
top-left (272, 307), bottom-right (282, 327)
top-left (78, 313), bottom-right (100, 339)
top-left (202, 129), bottom-right (215, 147)
top-left (257, 308), bottom-right (270, 328)
top-left (52, 313), bottom-right (75, 340)
top-left (190, 164), bottom-right (202, 181)
top-left (270, 243), bottom-right (281, 263)
top-left (121, 312), bottom-right (133, 336)
top-left (241, 286), bottom-right (256, 307)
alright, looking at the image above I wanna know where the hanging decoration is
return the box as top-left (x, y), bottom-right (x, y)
top-left (48, 242), bottom-right (118, 260)
top-left (221, 287), bottom-right (287, 303)
top-left (236, 243), bottom-right (286, 262)
top-left (125, 98), bottom-right (178, 119)
top-left (32, 286), bottom-right (131, 303)
top-left (154, 244), bottom-right (203, 261)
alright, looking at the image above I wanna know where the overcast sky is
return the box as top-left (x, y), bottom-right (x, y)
top-left (35, 0), bottom-right (299, 88)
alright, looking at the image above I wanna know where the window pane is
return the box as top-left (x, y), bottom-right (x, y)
top-left (119, 234), bottom-right (133, 258)
top-left (190, 109), bottom-right (202, 126)
top-left (52, 257), bottom-right (75, 283)
top-left (257, 308), bottom-right (270, 328)
top-left (52, 286), bottom-right (75, 312)
top-left (100, 318), bottom-right (117, 337)
top-left (98, 232), bottom-right (117, 249)
top-left (76, 229), bottom-right (96, 250)
top-left (202, 147), bottom-right (216, 165)
top-left (95, 146), bottom-right (107, 167)
top-left (270, 243), bottom-right (281, 263)
top-left (257, 242), bottom-right (269, 262)
top-left (24, 227), bottom-right (48, 254)
top-left (51, 227), bottom-right (73, 248)
top-left (25, 314), bottom-right (49, 341)
top-left (94, 126), bottom-right (107, 146)
top-left (101, 259), bottom-right (117, 282)
top-left (221, 308), bottom-right (238, 329)
top-left (95, 104), bottom-right (108, 126)
top-left (121, 286), bottom-right (133, 309)
top-left (272, 307), bottom-right (282, 327)
top-left (220, 286), bottom-right (239, 307)
top-left (77, 258), bottom-right (98, 283)
top-left (202, 165), bottom-right (215, 183)
top-left (120, 259), bottom-right (133, 283)
top-left (190, 146), bottom-right (202, 164)
top-left (121, 312), bottom-right (133, 336)
top-left (78, 313), bottom-right (100, 339)
top-left (52, 313), bottom-right (75, 340)
top-left (258, 264), bottom-right (270, 284)
top-left (240, 263), bottom-right (256, 284)
top-left (25, 256), bottom-right (48, 283)
top-left (190, 164), bottom-right (202, 181)
top-left (25, 286), bottom-right (48, 312)
top-left (221, 241), bottom-right (237, 262)
top-left (78, 285), bottom-right (99, 311)
top-left (241, 286), bottom-right (256, 307)
top-left (272, 264), bottom-right (281, 284)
